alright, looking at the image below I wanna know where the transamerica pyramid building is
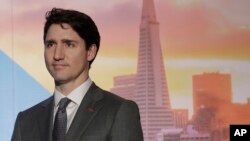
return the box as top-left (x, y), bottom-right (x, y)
top-left (135, 0), bottom-right (174, 140)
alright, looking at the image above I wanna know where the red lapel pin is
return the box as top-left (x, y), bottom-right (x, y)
top-left (87, 104), bottom-right (94, 112)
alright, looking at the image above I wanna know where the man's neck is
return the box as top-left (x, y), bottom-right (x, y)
top-left (55, 76), bottom-right (89, 96)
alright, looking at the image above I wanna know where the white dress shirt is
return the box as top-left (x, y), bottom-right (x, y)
top-left (53, 78), bottom-right (92, 132)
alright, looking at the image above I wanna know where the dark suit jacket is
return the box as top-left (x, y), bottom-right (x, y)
top-left (11, 83), bottom-right (143, 141)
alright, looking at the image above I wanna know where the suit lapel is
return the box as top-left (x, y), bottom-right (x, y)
top-left (65, 83), bottom-right (105, 141)
top-left (37, 96), bottom-right (54, 141)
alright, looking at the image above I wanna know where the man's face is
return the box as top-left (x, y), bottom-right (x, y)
top-left (44, 23), bottom-right (96, 85)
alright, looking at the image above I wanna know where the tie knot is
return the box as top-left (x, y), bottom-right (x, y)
top-left (58, 98), bottom-right (71, 110)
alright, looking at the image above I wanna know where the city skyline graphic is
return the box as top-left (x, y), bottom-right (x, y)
top-left (1, 0), bottom-right (250, 141)
top-left (111, 0), bottom-right (250, 141)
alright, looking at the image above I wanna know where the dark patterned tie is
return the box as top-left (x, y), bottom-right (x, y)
top-left (53, 98), bottom-right (71, 141)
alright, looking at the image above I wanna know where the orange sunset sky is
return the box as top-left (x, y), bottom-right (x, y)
top-left (1, 0), bottom-right (250, 112)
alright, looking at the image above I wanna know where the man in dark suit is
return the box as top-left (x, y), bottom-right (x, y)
top-left (11, 8), bottom-right (143, 141)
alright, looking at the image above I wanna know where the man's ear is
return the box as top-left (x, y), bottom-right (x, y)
top-left (87, 44), bottom-right (97, 61)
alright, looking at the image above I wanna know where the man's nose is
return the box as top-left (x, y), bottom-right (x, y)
top-left (53, 46), bottom-right (65, 61)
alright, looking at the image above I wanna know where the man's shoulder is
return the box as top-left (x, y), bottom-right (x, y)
top-left (98, 87), bottom-right (138, 108)
top-left (96, 86), bottom-right (125, 102)
top-left (21, 96), bottom-right (53, 114)
top-left (90, 83), bottom-right (124, 103)
top-left (96, 88), bottom-right (140, 119)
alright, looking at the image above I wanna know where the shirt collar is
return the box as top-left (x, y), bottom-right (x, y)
top-left (54, 78), bottom-right (92, 106)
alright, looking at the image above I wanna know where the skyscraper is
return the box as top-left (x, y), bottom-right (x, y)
top-left (192, 72), bottom-right (232, 114)
top-left (135, 0), bottom-right (174, 140)
top-left (192, 72), bottom-right (232, 140)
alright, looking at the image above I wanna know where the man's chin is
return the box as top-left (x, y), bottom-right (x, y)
top-left (54, 78), bottom-right (68, 85)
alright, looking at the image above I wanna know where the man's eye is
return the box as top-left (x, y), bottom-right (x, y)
top-left (45, 43), bottom-right (54, 48)
top-left (66, 42), bottom-right (75, 47)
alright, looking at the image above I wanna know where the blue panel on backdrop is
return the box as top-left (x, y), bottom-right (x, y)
top-left (0, 50), bottom-right (51, 141)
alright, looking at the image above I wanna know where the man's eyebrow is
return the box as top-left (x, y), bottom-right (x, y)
top-left (61, 39), bottom-right (77, 43)
top-left (44, 39), bottom-right (56, 44)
